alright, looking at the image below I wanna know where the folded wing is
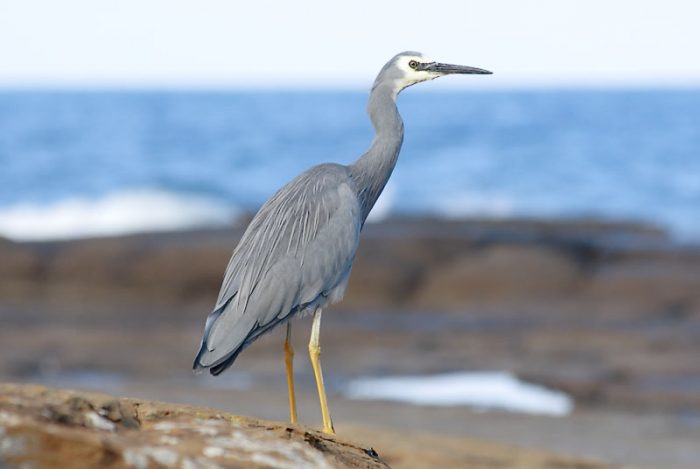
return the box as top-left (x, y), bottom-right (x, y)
top-left (193, 164), bottom-right (361, 374)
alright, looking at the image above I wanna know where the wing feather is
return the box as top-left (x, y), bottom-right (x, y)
top-left (193, 164), bottom-right (361, 372)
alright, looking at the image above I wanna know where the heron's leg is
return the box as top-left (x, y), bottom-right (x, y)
top-left (284, 322), bottom-right (298, 424)
top-left (308, 308), bottom-right (335, 434)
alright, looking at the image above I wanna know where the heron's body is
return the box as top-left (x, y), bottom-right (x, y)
top-left (193, 52), bottom-right (491, 433)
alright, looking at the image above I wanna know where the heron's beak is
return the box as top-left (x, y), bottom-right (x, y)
top-left (422, 62), bottom-right (492, 75)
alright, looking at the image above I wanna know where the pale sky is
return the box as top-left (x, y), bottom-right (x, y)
top-left (1, 0), bottom-right (699, 88)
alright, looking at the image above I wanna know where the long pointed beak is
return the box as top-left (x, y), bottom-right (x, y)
top-left (422, 62), bottom-right (492, 75)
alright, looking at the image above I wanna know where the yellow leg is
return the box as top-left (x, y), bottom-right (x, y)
top-left (309, 308), bottom-right (335, 434)
top-left (284, 322), bottom-right (298, 424)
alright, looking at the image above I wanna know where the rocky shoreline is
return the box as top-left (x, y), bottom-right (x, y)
top-left (2, 217), bottom-right (698, 314)
top-left (1, 216), bottom-right (699, 468)
top-left (0, 383), bottom-right (390, 468)
top-left (0, 383), bottom-right (625, 468)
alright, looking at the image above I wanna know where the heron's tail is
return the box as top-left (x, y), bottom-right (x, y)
top-left (193, 341), bottom-right (245, 376)
top-left (193, 294), bottom-right (300, 376)
top-left (192, 297), bottom-right (246, 376)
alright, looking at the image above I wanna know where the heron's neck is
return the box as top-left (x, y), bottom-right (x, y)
top-left (349, 83), bottom-right (404, 223)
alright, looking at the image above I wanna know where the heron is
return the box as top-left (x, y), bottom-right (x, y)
top-left (193, 51), bottom-right (491, 434)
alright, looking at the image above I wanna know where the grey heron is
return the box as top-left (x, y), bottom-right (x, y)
top-left (193, 52), bottom-right (491, 434)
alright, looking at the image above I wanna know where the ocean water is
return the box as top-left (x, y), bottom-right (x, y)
top-left (0, 89), bottom-right (698, 240)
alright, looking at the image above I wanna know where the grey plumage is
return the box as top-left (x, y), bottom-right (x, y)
top-left (193, 51), bottom-right (491, 376)
top-left (196, 164), bottom-right (361, 374)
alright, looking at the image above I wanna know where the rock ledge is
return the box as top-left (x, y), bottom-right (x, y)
top-left (0, 383), bottom-right (388, 468)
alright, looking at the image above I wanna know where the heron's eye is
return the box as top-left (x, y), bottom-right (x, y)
top-left (408, 60), bottom-right (419, 70)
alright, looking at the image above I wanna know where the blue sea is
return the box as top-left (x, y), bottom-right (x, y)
top-left (0, 90), bottom-right (698, 241)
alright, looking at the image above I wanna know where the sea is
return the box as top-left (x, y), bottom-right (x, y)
top-left (0, 89), bottom-right (698, 241)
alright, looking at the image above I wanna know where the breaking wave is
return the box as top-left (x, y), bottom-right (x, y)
top-left (0, 189), bottom-right (238, 241)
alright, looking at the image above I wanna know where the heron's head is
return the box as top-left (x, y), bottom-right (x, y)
top-left (374, 51), bottom-right (492, 95)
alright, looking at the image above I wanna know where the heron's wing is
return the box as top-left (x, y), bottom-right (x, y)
top-left (194, 164), bottom-right (361, 371)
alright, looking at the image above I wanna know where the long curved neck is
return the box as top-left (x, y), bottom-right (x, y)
top-left (349, 83), bottom-right (404, 223)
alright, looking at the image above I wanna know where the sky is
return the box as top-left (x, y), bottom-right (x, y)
top-left (1, 0), bottom-right (699, 89)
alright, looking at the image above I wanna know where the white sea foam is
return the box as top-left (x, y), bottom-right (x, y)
top-left (0, 189), bottom-right (237, 241)
top-left (345, 371), bottom-right (573, 416)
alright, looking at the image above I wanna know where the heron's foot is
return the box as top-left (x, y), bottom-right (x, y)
top-left (322, 420), bottom-right (335, 435)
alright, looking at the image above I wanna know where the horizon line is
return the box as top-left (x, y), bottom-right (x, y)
top-left (2, 82), bottom-right (700, 93)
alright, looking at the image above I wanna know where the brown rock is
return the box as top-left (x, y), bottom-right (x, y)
top-left (0, 384), bottom-right (628, 469)
top-left (0, 383), bottom-right (389, 469)
top-left (128, 245), bottom-right (228, 301)
top-left (2, 217), bottom-right (699, 314)
top-left (0, 238), bottom-right (40, 288)
top-left (585, 258), bottom-right (700, 312)
top-left (414, 244), bottom-right (582, 307)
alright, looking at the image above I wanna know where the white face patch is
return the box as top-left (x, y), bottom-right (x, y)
top-left (392, 54), bottom-right (440, 95)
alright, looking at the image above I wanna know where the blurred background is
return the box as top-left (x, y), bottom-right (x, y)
top-left (1, 1), bottom-right (699, 468)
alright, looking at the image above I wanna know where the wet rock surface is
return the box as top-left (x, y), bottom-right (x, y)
top-left (0, 383), bottom-right (390, 469)
top-left (0, 383), bottom-right (625, 469)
